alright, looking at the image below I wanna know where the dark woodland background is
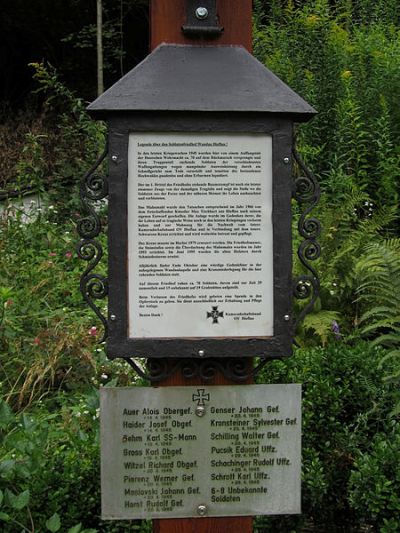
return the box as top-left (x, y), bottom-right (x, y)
top-left (0, 0), bottom-right (149, 108)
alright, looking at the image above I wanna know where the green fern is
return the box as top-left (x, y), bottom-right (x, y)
top-left (302, 310), bottom-right (342, 346)
top-left (334, 78), bottom-right (369, 186)
top-left (356, 239), bottom-right (400, 386)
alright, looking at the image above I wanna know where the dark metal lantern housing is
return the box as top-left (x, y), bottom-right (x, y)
top-left (85, 43), bottom-right (317, 362)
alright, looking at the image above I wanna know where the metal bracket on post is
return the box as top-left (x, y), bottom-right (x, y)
top-left (76, 144), bottom-right (109, 343)
top-left (292, 145), bottom-right (321, 334)
top-left (182, 0), bottom-right (223, 38)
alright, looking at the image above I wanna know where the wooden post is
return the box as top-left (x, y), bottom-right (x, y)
top-left (150, 0), bottom-right (252, 52)
top-left (149, 2), bottom-right (254, 531)
top-left (96, 0), bottom-right (104, 95)
top-left (153, 515), bottom-right (252, 533)
top-left (152, 361), bottom-right (253, 533)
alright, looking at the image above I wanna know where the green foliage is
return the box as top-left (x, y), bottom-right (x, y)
top-left (371, 97), bottom-right (399, 207)
top-left (256, 342), bottom-right (399, 531)
top-left (253, 2), bottom-right (400, 207)
top-left (348, 423), bottom-right (400, 532)
top-left (356, 239), bottom-right (400, 402)
top-left (16, 132), bottom-right (47, 196)
top-left (0, 393), bottom-right (150, 532)
top-left (254, 2), bottom-right (400, 352)
top-left (46, 513), bottom-right (61, 532)
top-left (0, 202), bottom-right (148, 529)
top-left (293, 188), bottom-right (398, 343)
top-left (0, 395), bottom-right (102, 532)
top-left (1, 62), bottom-right (106, 218)
top-left (28, 61), bottom-right (106, 217)
top-left (0, 205), bottom-right (143, 408)
top-left (301, 309), bottom-right (341, 346)
top-left (0, 1), bottom-right (399, 531)
top-left (0, 210), bottom-right (97, 408)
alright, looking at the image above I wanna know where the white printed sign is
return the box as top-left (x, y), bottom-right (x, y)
top-left (128, 132), bottom-right (273, 338)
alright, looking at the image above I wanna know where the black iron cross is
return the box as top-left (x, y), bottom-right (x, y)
top-left (207, 306), bottom-right (224, 324)
top-left (192, 389), bottom-right (210, 406)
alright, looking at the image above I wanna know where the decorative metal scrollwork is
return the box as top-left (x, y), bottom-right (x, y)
top-left (125, 357), bottom-right (271, 383)
top-left (292, 145), bottom-right (321, 332)
top-left (76, 145), bottom-right (109, 342)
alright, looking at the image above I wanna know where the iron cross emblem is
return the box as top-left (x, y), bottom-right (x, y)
top-left (207, 306), bottom-right (224, 324)
top-left (192, 389), bottom-right (210, 406)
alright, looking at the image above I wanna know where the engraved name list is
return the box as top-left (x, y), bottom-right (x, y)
top-left (101, 385), bottom-right (301, 519)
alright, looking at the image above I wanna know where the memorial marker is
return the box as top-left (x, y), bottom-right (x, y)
top-left (77, 1), bottom-right (321, 531)
top-left (101, 385), bottom-right (301, 519)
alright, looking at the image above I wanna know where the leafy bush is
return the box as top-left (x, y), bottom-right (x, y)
top-left (0, 393), bottom-right (99, 532)
top-left (256, 341), bottom-right (399, 531)
top-left (0, 204), bottom-right (143, 408)
top-left (297, 193), bottom-right (398, 340)
top-left (0, 393), bottom-right (150, 532)
top-left (254, 2), bottom-right (400, 203)
top-left (0, 108), bottom-right (48, 197)
top-left (349, 422), bottom-right (400, 532)
top-left (0, 206), bottom-right (146, 530)
top-left (28, 62), bottom-right (107, 217)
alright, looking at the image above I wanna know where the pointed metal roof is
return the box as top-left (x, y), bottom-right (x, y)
top-left (88, 44), bottom-right (316, 121)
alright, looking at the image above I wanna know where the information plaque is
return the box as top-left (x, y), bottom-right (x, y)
top-left (101, 385), bottom-right (301, 519)
top-left (127, 132), bottom-right (273, 339)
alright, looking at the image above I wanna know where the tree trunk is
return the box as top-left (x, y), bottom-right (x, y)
top-left (97, 0), bottom-right (104, 95)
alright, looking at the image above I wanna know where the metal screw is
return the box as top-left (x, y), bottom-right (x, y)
top-left (198, 350), bottom-right (205, 357)
top-left (284, 314), bottom-right (290, 322)
top-left (283, 157), bottom-right (290, 164)
top-left (110, 314), bottom-right (117, 321)
top-left (196, 406), bottom-right (206, 417)
top-left (195, 7), bottom-right (209, 19)
top-left (197, 504), bottom-right (207, 516)
top-left (111, 155), bottom-right (118, 162)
